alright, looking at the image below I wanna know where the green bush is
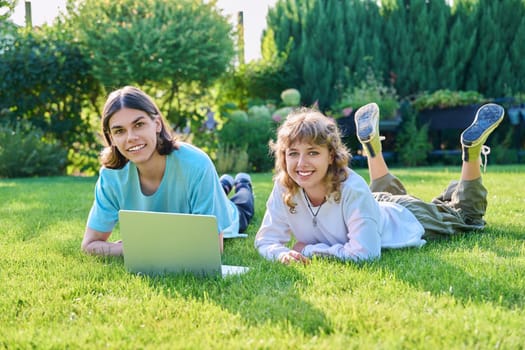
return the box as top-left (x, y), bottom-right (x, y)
top-left (335, 70), bottom-right (399, 120)
top-left (0, 121), bottom-right (67, 178)
top-left (490, 129), bottom-right (519, 164)
top-left (0, 29), bottom-right (98, 146)
top-left (214, 145), bottom-right (250, 175)
top-left (0, 28), bottom-right (100, 175)
top-left (395, 102), bottom-right (432, 166)
top-left (214, 34), bottom-right (290, 112)
top-left (272, 107), bottom-right (293, 123)
top-left (248, 105), bottom-right (272, 119)
top-left (66, 141), bottom-right (101, 176)
top-left (412, 89), bottom-right (486, 111)
top-left (280, 89), bottom-right (301, 106)
top-left (218, 108), bottom-right (275, 172)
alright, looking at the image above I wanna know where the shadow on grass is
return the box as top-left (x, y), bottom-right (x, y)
top-left (0, 176), bottom-right (96, 242)
top-left (142, 261), bottom-right (333, 336)
top-left (377, 232), bottom-right (525, 309)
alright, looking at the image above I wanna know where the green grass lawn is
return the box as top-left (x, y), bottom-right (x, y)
top-left (1, 165), bottom-right (524, 349)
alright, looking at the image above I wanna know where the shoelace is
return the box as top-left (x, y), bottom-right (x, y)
top-left (481, 145), bottom-right (491, 173)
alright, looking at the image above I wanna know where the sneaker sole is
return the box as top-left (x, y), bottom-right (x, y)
top-left (354, 103), bottom-right (379, 142)
top-left (461, 103), bottom-right (504, 147)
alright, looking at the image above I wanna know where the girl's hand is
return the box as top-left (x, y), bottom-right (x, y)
top-left (279, 250), bottom-right (310, 265)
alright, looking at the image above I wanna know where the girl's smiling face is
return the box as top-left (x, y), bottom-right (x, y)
top-left (285, 141), bottom-right (332, 194)
top-left (108, 107), bottom-right (162, 166)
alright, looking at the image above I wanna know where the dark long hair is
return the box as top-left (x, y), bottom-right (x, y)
top-left (270, 107), bottom-right (351, 211)
top-left (100, 86), bottom-right (178, 169)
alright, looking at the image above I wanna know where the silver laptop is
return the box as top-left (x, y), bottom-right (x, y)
top-left (119, 210), bottom-right (249, 277)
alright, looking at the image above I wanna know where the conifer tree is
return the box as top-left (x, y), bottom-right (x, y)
top-left (508, 16), bottom-right (525, 95)
top-left (466, 0), bottom-right (525, 96)
top-left (265, 0), bottom-right (525, 104)
top-left (438, 0), bottom-right (478, 90)
top-left (382, 0), bottom-right (450, 96)
top-left (343, 0), bottom-right (384, 87)
top-left (267, 0), bottom-right (350, 109)
top-left (382, 0), bottom-right (412, 96)
top-left (298, 0), bottom-right (347, 109)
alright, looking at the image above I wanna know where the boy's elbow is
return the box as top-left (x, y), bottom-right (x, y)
top-left (80, 240), bottom-right (92, 254)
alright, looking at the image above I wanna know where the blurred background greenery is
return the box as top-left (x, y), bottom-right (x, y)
top-left (1, 0), bottom-right (524, 177)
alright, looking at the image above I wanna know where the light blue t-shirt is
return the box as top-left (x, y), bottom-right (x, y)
top-left (87, 143), bottom-right (239, 236)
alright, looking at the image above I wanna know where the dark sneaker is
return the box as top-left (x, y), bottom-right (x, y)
top-left (354, 102), bottom-right (382, 158)
top-left (234, 172), bottom-right (252, 192)
top-left (461, 103), bottom-right (504, 148)
top-left (219, 174), bottom-right (234, 195)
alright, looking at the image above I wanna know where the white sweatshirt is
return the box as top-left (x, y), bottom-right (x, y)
top-left (255, 169), bottom-right (426, 262)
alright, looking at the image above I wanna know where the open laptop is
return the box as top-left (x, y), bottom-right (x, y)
top-left (118, 210), bottom-right (249, 277)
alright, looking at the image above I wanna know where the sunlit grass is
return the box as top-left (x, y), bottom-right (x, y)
top-left (1, 165), bottom-right (524, 349)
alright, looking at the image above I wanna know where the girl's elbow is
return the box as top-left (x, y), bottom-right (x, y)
top-left (366, 242), bottom-right (382, 260)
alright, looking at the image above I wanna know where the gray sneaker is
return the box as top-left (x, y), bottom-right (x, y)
top-left (461, 103), bottom-right (505, 148)
top-left (355, 102), bottom-right (380, 142)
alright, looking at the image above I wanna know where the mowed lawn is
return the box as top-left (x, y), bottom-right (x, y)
top-left (1, 165), bottom-right (524, 349)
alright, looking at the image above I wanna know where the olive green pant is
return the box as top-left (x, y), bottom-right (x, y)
top-left (370, 173), bottom-right (487, 239)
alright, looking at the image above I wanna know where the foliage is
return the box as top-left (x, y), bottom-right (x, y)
top-left (412, 89), bottom-right (486, 111)
top-left (267, 0), bottom-right (373, 110)
top-left (270, 87), bottom-right (304, 122)
top-left (216, 86), bottom-right (303, 172)
top-left (214, 144), bottom-right (250, 174)
top-left (464, 0), bottom-right (525, 97)
top-left (490, 129), bottom-right (519, 164)
top-left (395, 101), bottom-right (432, 166)
top-left (68, 0), bottom-right (234, 89)
top-left (0, 0), bottom-right (18, 33)
top-left (272, 107), bottom-right (293, 123)
top-left (335, 69), bottom-right (399, 120)
top-left (218, 108), bottom-right (276, 172)
top-left (437, 0), bottom-right (478, 91)
top-left (66, 0), bottom-right (235, 129)
top-left (266, 0), bottom-right (387, 109)
top-left (0, 121), bottom-right (67, 178)
top-left (382, 0), bottom-right (450, 96)
top-left (0, 28), bottom-right (99, 146)
top-left (266, 0), bottom-right (525, 107)
top-left (215, 37), bottom-right (290, 113)
top-left (280, 88), bottom-right (301, 106)
top-left (0, 167), bottom-right (524, 348)
top-left (0, 27), bottom-right (100, 175)
top-left (0, 0), bottom-right (17, 21)
top-left (67, 141), bottom-right (101, 176)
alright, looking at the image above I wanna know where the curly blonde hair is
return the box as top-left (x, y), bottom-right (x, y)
top-left (269, 107), bottom-right (351, 211)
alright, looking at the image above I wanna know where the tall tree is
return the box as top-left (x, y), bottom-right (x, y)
top-left (297, 0), bottom-right (346, 109)
top-left (346, 0), bottom-right (384, 86)
top-left (382, 0), bottom-right (450, 96)
top-left (466, 0), bottom-right (525, 97)
top-left (0, 0), bottom-right (17, 21)
top-left (266, 0), bottom-right (382, 110)
top-left (266, 0), bottom-right (525, 107)
top-left (66, 0), bottom-right (235, 128)
top-left (266, 0), bottom-right (309, 93)
top-left (508, 14), bottom-right (525, 96)
top-left (0, 28), bottom-right (99, 145)
top-left (438, 0), bottom-right (478, 91)
top-left (0, 0), bottom-right (18, 32)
